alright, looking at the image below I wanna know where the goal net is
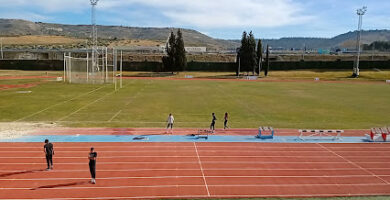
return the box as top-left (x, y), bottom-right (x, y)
top-left (64, 48), bottom-right (119, 85)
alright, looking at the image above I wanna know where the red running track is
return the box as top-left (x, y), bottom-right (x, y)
top-left (0, 142), bottom-right (389, 199)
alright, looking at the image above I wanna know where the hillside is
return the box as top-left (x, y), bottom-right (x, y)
top-left (1, 19), bottom-right (390, 50)
top-left (0, 19), bottom-right (232, 50)
top-left (260, 30), bottom-right (390, 50)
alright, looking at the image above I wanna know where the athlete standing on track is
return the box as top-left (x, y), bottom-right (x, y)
top-left (88, 147), bottom-right (97, 184)
top-left (166, 113), bottom-right (174, 134)
top-left (224, 112), bottom-right (229, 130)
top-left (210, 113), bottom-right (217, 133)
top-left (44, 139), bottom-right (54, 170)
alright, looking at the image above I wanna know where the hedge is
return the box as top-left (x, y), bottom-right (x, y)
top-left (1, 60), bottom-right (390, 71)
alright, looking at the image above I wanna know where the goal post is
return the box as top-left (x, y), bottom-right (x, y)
top-left (63, 47), bottom-right (122, 87)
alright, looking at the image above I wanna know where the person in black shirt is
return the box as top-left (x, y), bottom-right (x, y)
top-left (88, 147), bottom-right (97, 184)
top-left (43, 139), bottom-right (54, 170)
top-left (224, 112), bottom-right (229, 130)
top-left (210, 113), bottom-right (217, 132)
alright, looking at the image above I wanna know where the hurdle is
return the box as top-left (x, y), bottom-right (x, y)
top-left (194, 129), bottom-right (213, 140)
top-left (366, 127), bottom-right (390, 142)
top-left (256, 126), bottom-right (274, 139)
top-left (299, 129), bottom-right (343, 140)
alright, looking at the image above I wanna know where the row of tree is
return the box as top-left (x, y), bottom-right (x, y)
top-left (162, 29), bottom-right (187, 72)
top-left (363, 41), bottom-right (390, 51)
top-left (237, 31), bottom-right (270, 76)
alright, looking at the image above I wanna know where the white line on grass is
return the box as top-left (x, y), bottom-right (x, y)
top-left (215, 83), bottom-right (271, 124)
top-left (57, 90), bottom-right (117, 121)
top-left (108, 110), bottom-right (122, 122)
top-left (14, 85), bottom-right (106, 122)
top-left (194, 142), bottom-right (210, 196)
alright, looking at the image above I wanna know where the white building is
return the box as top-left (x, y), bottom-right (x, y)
top-left (184, 47), bottom-right (207, 53)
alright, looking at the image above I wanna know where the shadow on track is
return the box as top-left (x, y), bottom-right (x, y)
top-left (0, 169), bottom-right (46, 178)
top-left (31, 181), bottom-right (89, 190)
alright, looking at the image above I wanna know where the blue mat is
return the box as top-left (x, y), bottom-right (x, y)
top-left (0, 134), bottom-right (370, 143)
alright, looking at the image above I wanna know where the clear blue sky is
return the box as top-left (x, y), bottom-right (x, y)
top-left (0, 0), bottom-right (389, 39)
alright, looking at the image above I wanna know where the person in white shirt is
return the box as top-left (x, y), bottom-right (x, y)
top-left (166, 113), bottom-right (174, 134)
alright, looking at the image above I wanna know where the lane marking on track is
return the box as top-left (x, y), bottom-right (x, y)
top-left (194, 142), bottom-right (210, 196)
top-left (3, 155), bottom-right (390, 158)
top-left (0, 145), bottom-right (389, 149)
top-left (0, 174), bottom-right (389, 181)
top-left (3, 193), bottom-right (390, 200)
top-left (1, 149), bottom-right (388, 153)
top-left (57, 89), bottom-right (117, 121)
top-left (1, 160), bottom-right (386, 164)
top-left (0, 167), bottom-right (389, 173)
top-left (1, 183), bottom-right (390, 190)
top-left (14, 85), bottom-right (106, 122)
top-left (317, 143), bottom-right (390, 185)
top-left (108, 110), bottom-right (122, 122)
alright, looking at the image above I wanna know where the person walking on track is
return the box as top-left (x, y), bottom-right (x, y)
top-left (44, 139), bottom-right (54, 170)
top-left (210, 113), bottom-right (217, 133)
top-left (224, 112), bottom-right (229, 130)
top-left (166, 113), bottom-right (174, 134)
top-left (88, 147), bottom-right (97, 184)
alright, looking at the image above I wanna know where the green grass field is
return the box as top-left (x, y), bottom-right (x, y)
top-left (1, 70), bottom-right (389, 129)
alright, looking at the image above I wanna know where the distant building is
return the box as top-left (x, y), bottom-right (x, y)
top-left (185, 47), bottom-right (207, 53)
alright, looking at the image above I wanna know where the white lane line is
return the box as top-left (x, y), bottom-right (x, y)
top-left (0, 183), bottom-right (390, 190)
top-left (57, 89), bottom-right (116, 121)
top-left (108, 110), bottom-right (122, 122)
top-left (317, 143), bottom-right (390, 185)
top-left (3, 193), bottom-right (390, 200)
top-left (0, 167), bottom-right (389, 173)
top-left (14, 85), bottom-right (106, 122)
top-left (1, 149), bottom-right (388, 153)
top-left (0, 145), bottom-right (389, 149)
top-left (1, 155), bottom-right (390, 158)
top-left (1, 174), bottom-right (389, 181)
top-left (194, 142), bottom-right (210, 196)
top-left (4, 160), bottom-right (388, 165)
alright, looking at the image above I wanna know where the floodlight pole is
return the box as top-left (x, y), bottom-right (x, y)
top-left (353, 6), bottom-right (367, 78)
top-left (90, 0), bottom-right (99, 82)
top-left (0, 38), bottom-right (3, 60)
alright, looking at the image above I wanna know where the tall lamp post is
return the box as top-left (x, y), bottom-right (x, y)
top-left (353, 6), bottom-right (367, 78)
top-left (90, 0), bottom-right (99, 81)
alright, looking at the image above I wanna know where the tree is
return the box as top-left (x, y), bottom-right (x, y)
top-left (238, 31), bottom-right (248, 76)
top-left (264, 45), bottom-right (270, 76)
top-left (162, 31), bottom-right (176, 72)
top-left (162, 30), bottom-right (187, 73)
top-left (248, 31), bottom-right (257, 75)
top-left (237, 31), bottom-right (257, 75)
top-left (174, 29), bottom-right (187, 71)
top-left (256, 39), bottom-right (263, 75)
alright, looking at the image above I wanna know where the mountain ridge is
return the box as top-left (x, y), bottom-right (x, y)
top-left (1, 18), bottom-right (390, 50)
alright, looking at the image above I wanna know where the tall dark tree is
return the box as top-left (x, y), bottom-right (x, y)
top-left (238, 31), bottom-right (248, 76)
top-left (248, 31), bottom-right (257, 75)
top-left (162, 31), bottom-right (176, 72)
top-left (174, 29), bottom-right (187, 71)
top-left (264, 45), bottom-right (270, 76)
top-left (256, 39), bottom-right (263, 75)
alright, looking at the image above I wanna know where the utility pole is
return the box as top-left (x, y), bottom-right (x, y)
top-left (353, 6), bottom-right (367, 78)
top-left (1, 38), bottom-right (3, 60)
top-left (90, 0), bottom-right (99, 80)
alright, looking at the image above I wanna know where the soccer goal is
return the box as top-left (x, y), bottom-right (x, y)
top-left (63, 47), bottom-right (123, 88)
